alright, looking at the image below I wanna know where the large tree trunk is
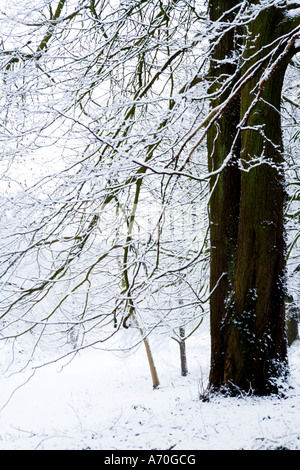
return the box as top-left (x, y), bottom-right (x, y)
top-left (208, 2), bottom-right (299, 395)
top-left (223, 6), bottom-right (293, 395)
top-left (207, 0), bottom-right (242, 390)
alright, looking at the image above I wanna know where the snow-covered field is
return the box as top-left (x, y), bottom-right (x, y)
top-left (0, 325), bottom-right (300, 451)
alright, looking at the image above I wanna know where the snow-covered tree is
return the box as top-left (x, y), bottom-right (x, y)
top-left (207, 0), bottom-right (300, 395)
top-left (0, 0), bottom-right (299, 394)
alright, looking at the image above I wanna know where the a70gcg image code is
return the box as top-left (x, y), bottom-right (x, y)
top-left (146, 454), bottom-right (196, 465)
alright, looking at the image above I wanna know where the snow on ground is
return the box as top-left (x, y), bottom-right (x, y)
top-left (0, 326), bottom-right (300, 451)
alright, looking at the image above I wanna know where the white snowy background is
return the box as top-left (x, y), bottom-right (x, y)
top-left (0, 319), bottom-right (299, 451)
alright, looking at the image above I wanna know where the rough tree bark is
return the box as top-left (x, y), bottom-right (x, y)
top-left (208, 1), bottom-right (300, 395)
top-left (207, 0), bottom-right (242, 391)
